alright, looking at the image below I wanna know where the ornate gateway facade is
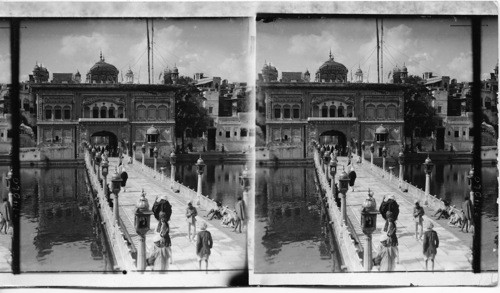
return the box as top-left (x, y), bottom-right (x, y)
top-left (30, 55), bottom-right (178, 160)
top-left (258, 54), bottom-right (407, 160)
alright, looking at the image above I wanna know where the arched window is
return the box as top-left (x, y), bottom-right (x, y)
top-left (158, 105), bottom-right (168, 120)
top-left (312, 105), bottom-right (319, 117)
top-left (63, 106), bottom-right (71, 120)
top-left (485, 97), bottom-right (492, 109)
top-left (108, 106), bottom-right (115, 118)
top-left (347, 105), bottom-right (353, 117)
top-left (292, 105), bottom-right (300, 119)
top-left (377, 104), bottom-right (386, 119)
top-left (92, 106), bottom-right (99, 118)
top-left (329, 105), bottom-right (336, 117)
top-left (137, 105), bottom-right (146, 120)
top-left (273, 105), bottom-right (281, 119)
top-left (387, 104), bottom-right (397, 119)
top-left (148, 105), bottom-right (157, 120)
top-left (45, 106), bottom-right (52, 120)
top-left (240, 128), bottom-right (248, 137)
top-left (83, 106), bottom-right (90, 118)
top-left (23, 98), bottom-right (30, 111)
top-left (283, 105), bottom-right (291, 119)
top-left (54, 106), bottom-right (62, 120)
top-left (337, 106), bottom-right (344, 117)
top-left (321, 105), bottom-right (328, 117)
top-left (366, 104), bottom-right (375, 119)
top-left (100, 106), bottom-right (107, 118)
top-left (118, 106), bottom-right (124, 118)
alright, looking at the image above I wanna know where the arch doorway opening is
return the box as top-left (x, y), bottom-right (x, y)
top-left (91, 131), bottom-right (118, 157)
top-left (319, 130), bottom-right (347, 156)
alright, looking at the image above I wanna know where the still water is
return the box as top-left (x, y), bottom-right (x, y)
top-left (146, 161), bottom-right (246, 210)
top-left (255, 166), bottom-right (342, 273)
top-left (3, 166), bottom-right (114, 272)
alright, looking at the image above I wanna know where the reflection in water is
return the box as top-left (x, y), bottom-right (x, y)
top-left (149, 161), bottom-right (245, 209)
top-left (15, 167), bottom-right (113, 272)
top-left (255, 167), bottom-right (342, 273)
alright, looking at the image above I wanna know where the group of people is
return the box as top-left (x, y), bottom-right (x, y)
top-left (373, 195), bottom-right (440, 272)
top-left (146, 194), bottom-right (214, 271)
top-left (432, 196), bottom-right (474, 233)
top-left (205, 197), bottom-right (246, 234)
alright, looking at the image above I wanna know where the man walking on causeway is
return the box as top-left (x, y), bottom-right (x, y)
top-left (196, 222), bottom-right (213, 271)
top-left (423, 222), bottom-right (439, 271)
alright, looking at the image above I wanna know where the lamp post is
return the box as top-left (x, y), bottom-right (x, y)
top-left (339, 168), bottom-right (350, 224)
top-left (467, 167), bottom-right (475, 204)
top-left (423, 155), bottom-right (434, 205)
top-left (141, 143), bottom-right (146, 169)
top-left (361, 141), bottom-right (365, 164)
top-left (111, 171), bottom-right (122, 224)
top-left (132, 142), bottom-right (136, 164)
top-left (398, 148), bottom-right (405, 189)
top-left (329, 157), bottom-right (338, 196)
top-left (195, 155), bottom-right (206, 206)
top-left (319, 146), bottom-right (325, 165)
top-left (102, 159), bottom-right (109, 196)
top-left (134, 190), bottom-right (153, 271)
top-left (324, 150), bottom-right (331, 179)
top-left (382, 145), bottom-right (387, 173)
top-left (360, 189), bottom-right (378, 271)
top-left (388, 166), bottom-right (394, 181)
top-left (153, 146), bottom-right (158, 173)
top-left (160, 167), bottom-right (165, 182)
top-left (91, 146), bottom-right (96, 169)
top-left (95, 152), bottom-right (102, 182)
top-left (369, 143), bottom-right (375, 169)
top-left (170, 151), bottom-right (177, 190)
top-left (240, 166), bottom-right (251, 202)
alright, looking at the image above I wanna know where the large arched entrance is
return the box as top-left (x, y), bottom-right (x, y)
top-left (91, 131), bottom-right (118, 156)
top-left (319, 130), bottom-right (347, 155)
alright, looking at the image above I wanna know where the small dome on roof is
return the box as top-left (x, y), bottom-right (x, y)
top-left (173, 65), bottom-right (179, 73)
top-left (393, 65), bottom-right (401, 73)
top-left (375, 124), bottom-right (389, 134)
top-left (146, 125), bottom-right (160, 135)
top-left (356, 67), bottom-right (363, 74)
top-left (402, 63), bottom-right (408, 72)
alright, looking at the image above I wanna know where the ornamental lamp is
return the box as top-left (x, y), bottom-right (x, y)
top-left (319, 146), bottom-right (325, 157)
top-left (5, 169), bottom-right (12, 190)
top-left (467, 167), bottom-right (474, 186)
top-left (329, 157), bottom-right (338, 177)
top-left (240, 166), bottom-right (251, 190)
top-left (398, 150), bottom-right (405, 165)
top-left (134, 190), bottom-right (153, 236)
top-left (153, 146), bottom-right (159, 159)
top-left (141, 143), bottom-right (146, 154)
top-left (101, 160), bottom-right (109, 177)
top-left (196, 155), bottom-right (206, 175)
top-left (423, 155), bottom-right (434, 175)
top-left (111, 171), bottom-right (122, 194)
top-left (361, 141), bottom-right (366, 151)
top-left (170, 151), bottom-right (177, 165)
top-left (382, 145), bottom-right (387, 158)
top-left (369, 143), bottom-right (375, 154)
top-left (132, 142), bottom-right (136, 152)
top-left (324, 151), bottom-right (331, 164)
top-left (360, 189), bottom-right (378, 235)
top-left (338, 169), bottom-right (350, 195)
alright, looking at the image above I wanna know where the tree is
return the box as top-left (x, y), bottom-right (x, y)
top-left (174, 77), bottom-right (213, 152)
top-left (403, 82), bottom-right (438, 151)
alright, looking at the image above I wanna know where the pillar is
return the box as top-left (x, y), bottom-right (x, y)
top-left (364, 234), bottom-right (373, 271)
top-left (170, 164), bottom-right (175, 189)
top-left (382, 156), bottom-right (386, 172)
top-left (424, 173), bottom-right (431, 205)
top-left (399, 164), bottom-right (404, 189)
top-left (370, 152), bottom-right (374, 169)
top-left (154, 156), bottom-right (157, 173)
top-left (142, 152), bottom-right (145, 169)
top-left (137, 235), bottom-right (146, 271)
top-left (197, 173), bottom-right (202, 205)
top-left (113, 191), bottom-right (120, 224)
top-left (341, 192), bottom-right (347, 224)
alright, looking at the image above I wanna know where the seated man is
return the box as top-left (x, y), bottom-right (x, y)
top-left (434, 201), bottom-right (451, 220)
top-left (448, 210), bottom-right (463, 227)
top-left (221, 210), bottom-right (235, 228)
top-left (206, 201), bottom-right (223, 220)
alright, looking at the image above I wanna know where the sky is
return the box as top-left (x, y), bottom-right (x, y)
top-left (257, 16), bottom-right (498, 83)
top-left (0, 18), bottom-right (250, 84)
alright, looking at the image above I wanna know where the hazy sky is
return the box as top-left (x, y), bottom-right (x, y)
top-left (257, 16), bottom-right (498, 83)
top-left (0, 18), bottom-right (250, 84)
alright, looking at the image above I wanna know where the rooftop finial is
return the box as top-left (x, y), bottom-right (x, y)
top-left (329, 49), bottom-right (333, 59)
top-left (100, 50), bottom-right (103, 61)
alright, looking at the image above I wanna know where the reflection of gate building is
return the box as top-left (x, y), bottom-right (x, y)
top-left (258, 53), bottom-right (406, 159)
top-left (30, 55), bottom-right (177, 160)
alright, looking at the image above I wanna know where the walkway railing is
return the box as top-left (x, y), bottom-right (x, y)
top-left (313, 149), bottom-right (364, 271)
top-left (360, 155), bottom-right (464, 216)
top-left (125, 155), bottom-right (238, 219)
top-left (84, 150), bottom-right (137, 271)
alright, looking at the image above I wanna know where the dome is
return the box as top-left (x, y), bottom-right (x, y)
top-left (356, 67), bottom-right (363, 75)
top-left (393, 65), bottom-right (401, 73)
top-left (172, 65), bottom-right (179, 73)
top-left (402, 64), bottom-right (408, 72)
top-left (375, 124), bottom-right (389, 134)
top-left (126, 68), bottom-right (133, 75)
top-left (146, 125), bottom-right (160, 135)
top-left (316, 51), bottom-right (348, 82)
top-left (304, 69), bottom-right (310, 75)
top-left (75, 70), bottom-right (81, 77)
top-left (87, 52), bottom-right (119, 83)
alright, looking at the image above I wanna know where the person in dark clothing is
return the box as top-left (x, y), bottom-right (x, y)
top-left (196, 222), bottom-right (213, 271)
top-left (0, 198), bottom-right (12, 234)
top-left (423, 222), bottom-right (439, 271)
top-left (106, 183), bottom-right (114, 208)
top-left (348, 166), bottom-right (357, 192)
top-left (461, 196), bottom-right (473, 233)
top-left (206, 201), bottom-right (223, 220)
top-left (379, 194), bottom-right (399, 231)
top-left (152, 194), bottom-right (173, 222)
top-left (120, 168), bottom-right (128, 192)
top-left (386, 211), bottom-right (399, 264)
top-left (233, 197), bottom-right (246, 233)
top-left (157, 211), bottom-right (173, 264)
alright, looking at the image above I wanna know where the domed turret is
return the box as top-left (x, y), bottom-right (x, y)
top-left (355, 66), bottom-right (363, 83)
top-left (32, 62), bottom-right (49, 83)
top-left (74, 70), bottom-right (81, 83)
top-left (86, 52), bottom-right (119, 84)
top-left (315, 50), bottom-right (348, 83)
top-left (125, 67), bottom-right (134, 84)
top-left (304, 69), bottom-right (310, 82)
top-left (171, 64), bottom-right (179, 83)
